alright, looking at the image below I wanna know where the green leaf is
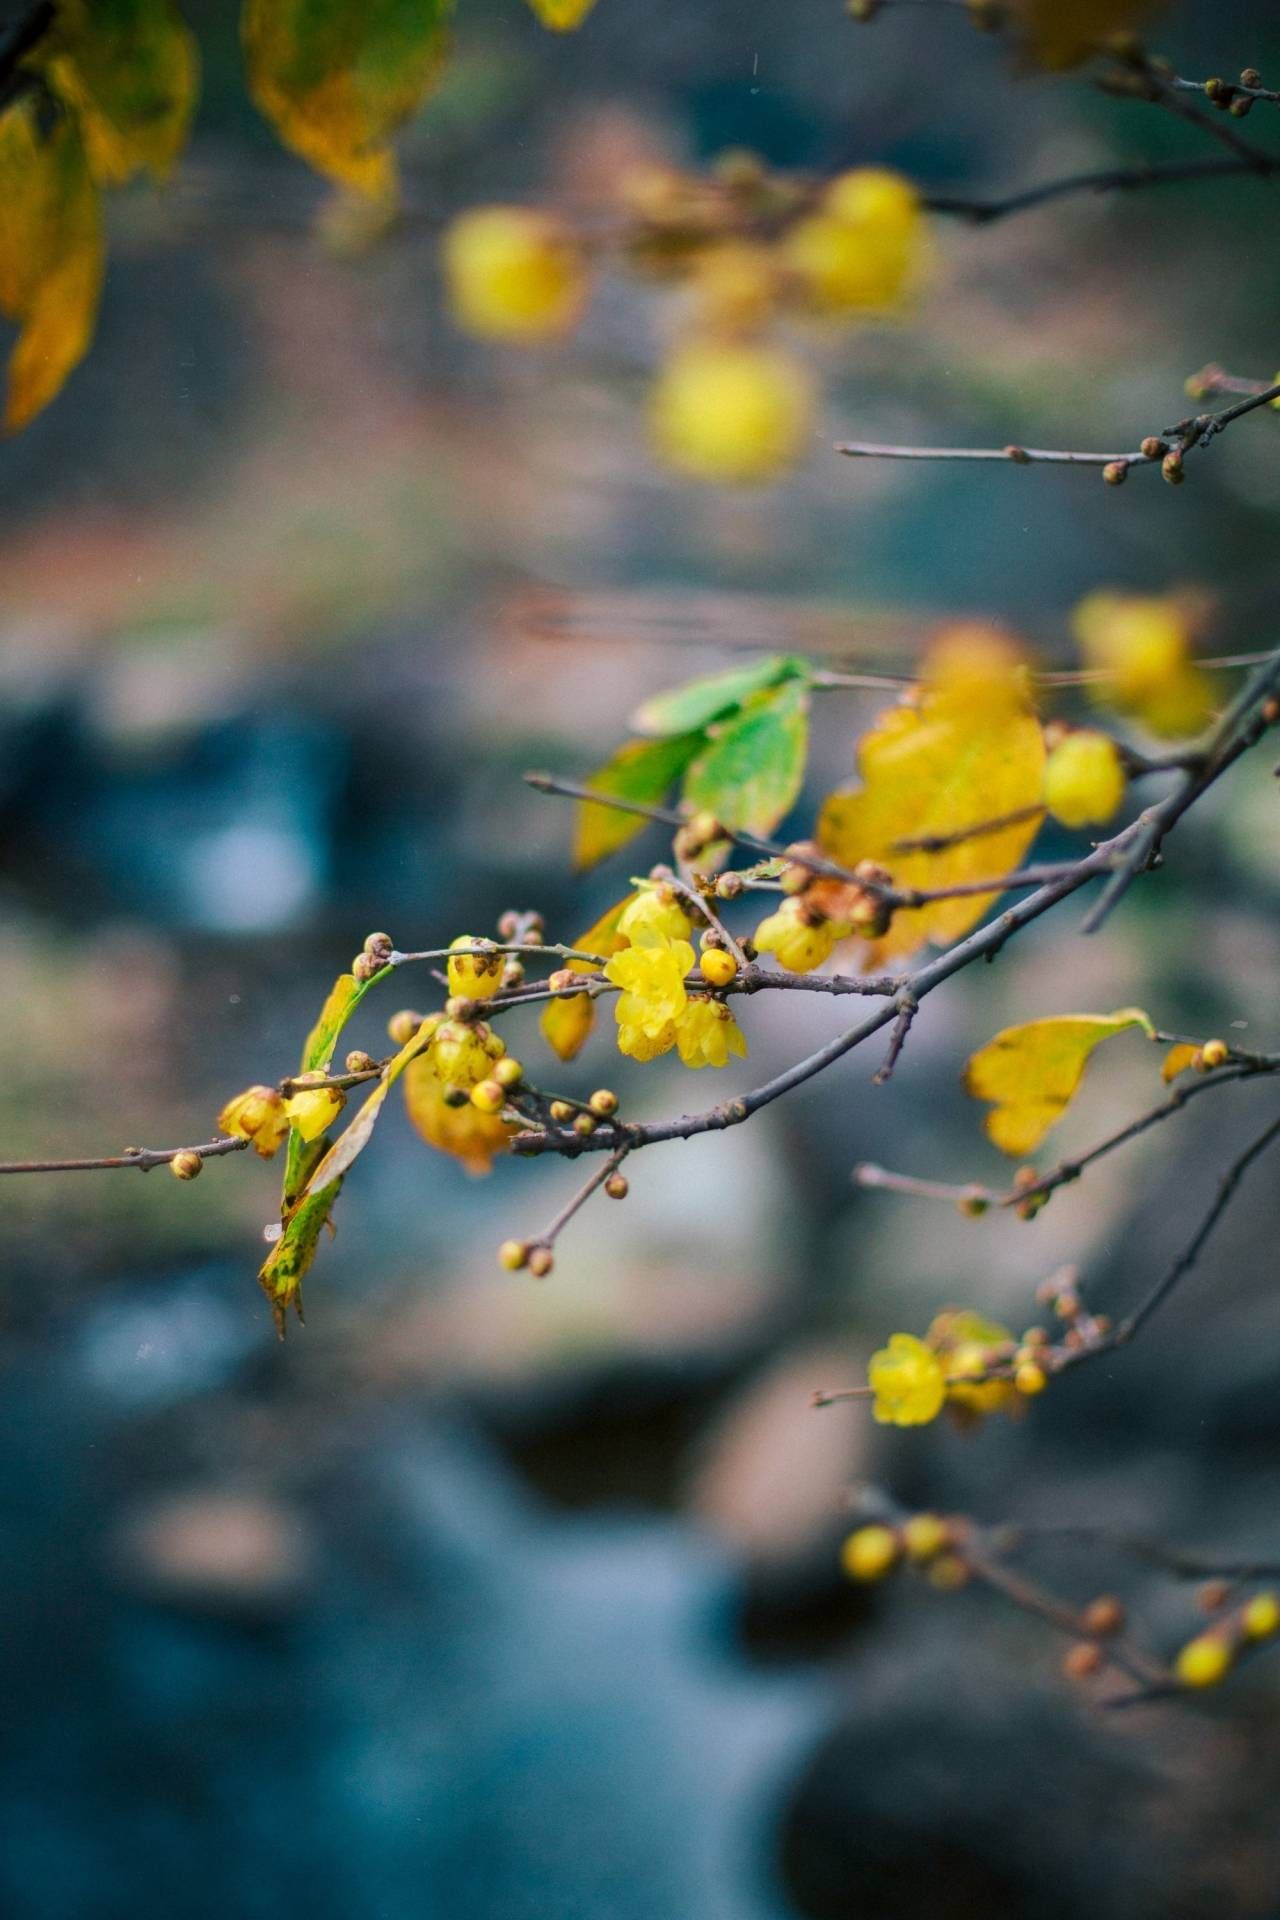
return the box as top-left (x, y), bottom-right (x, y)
top-left (682, 677), bottom-right (810, 834)
top-left (47, 0), bottom-right (199, 186)
top-left (631, 654), bottom-right (808, 739)
top-left (573, 731), bottom-right (702, 871)
top-left (258, 1178), bottom-right (343, 1336)
top-left (281, 968), bottom-right (382, 1210)
top-left (242, 0), bottom-right (454, 202)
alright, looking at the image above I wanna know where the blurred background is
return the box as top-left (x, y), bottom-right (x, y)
top-left (3, 1), bottom-right (1280, 1914)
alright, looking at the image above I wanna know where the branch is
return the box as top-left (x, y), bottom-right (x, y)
top-left (835, 382), bottom-right (1280, 486)
top-left (0, 1136), bottom-right (249, 1176)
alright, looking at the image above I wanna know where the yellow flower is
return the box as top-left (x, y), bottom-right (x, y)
top-left (430, 1019), bottom-right (504, 1090)
top-left (868, 1333), bottom-right (947, 1427)
top-left (841, 1524), bottom-right (900, 1582)
top-left (605, 932), bottom-right (694, 1056)
top-left (402, 1055), bottom-right (513, 1176)
top-left (1175, 1633), bottom-right (1232, 1689)
top-left (282, 1084), bottom-right (346, 1142)
top-left (217, 1084), bottom-right (289, 1158)
top-left (1071, 592), bottom-right (1213, 740)
top-left (753, 899), bottom-right (838, 973)
top-left (929, 1308), bottom-right (1016, 1416)
top-left (649, 339), bottom-right (813, 484)
top-left (444, 206), bottom-right (586, 343)
top-left (784, 167), bottom-right (924, 315)
top-left (617, 889), bottom-right (693, 946)
top-left (1043, 730), bottom-right (1126, 828)
top-left (674, 994), bottom-right (747, 1069)
top-left (447, 935), bottom-right (504, 1000)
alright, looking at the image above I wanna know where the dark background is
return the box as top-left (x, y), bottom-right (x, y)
top-left (2, 2), bottom-right (1280, 1914)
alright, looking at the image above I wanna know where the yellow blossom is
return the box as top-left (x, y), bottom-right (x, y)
top-left (444, 206), bottom-right (586, 343)
top-left (1043, 730), bottom-right (1126, 828)
top-left (784, 167), bottom-right (924, 315)
top-left (1072, 592), bottom-right (1213, 739)
top-left (868, 1333), bottom-right (947, 1427)
top-left (283, 1084), bottom-right (346, 1142)
top-left (447, 935), bottom-right (504, 1000)
top-left (674, 994), bottom-right (747, 1069)
top-left (753, 899), bottom-right (839, 973)
top-left (649, 339), bottom-right (813, 484)
top-left (617, 890), bottom-right (693, 945)
top-left (1175, 1633), bottom-right (1232, 1689)
top-left (605, 932), bottom-right (694, 1060)
top-left (841, 1524), bottom-right (901, 1582)
top-left (217, 1084), bottom-right (289, 1159)
top-left (430, 1019), bottom-right (504, 1090)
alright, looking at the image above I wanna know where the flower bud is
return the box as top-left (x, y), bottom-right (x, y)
top-left (605, 1173), bottom-right (629, 1200)
top-left (170, 1150), bottom-right (203, 1181)
top-left (387, 1010), bottom-right (423, 1047)
top-left (527, 1246), bottom-right (554, 1279)
top-left (498, 1239), bottom-right (529, 1271)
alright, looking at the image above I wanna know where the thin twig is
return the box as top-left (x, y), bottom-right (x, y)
top-left (0, 1136), bottom-right (249, 1175)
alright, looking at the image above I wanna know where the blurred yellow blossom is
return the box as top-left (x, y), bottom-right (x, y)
top-left (868, 1333), bottom-right (947, 1427)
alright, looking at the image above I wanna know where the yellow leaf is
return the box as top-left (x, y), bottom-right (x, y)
top-left (964, 1008), bottom-right (1154, 1157)
top-left (539, 895), bottom-right (632, 1063)
top-left (1010, 0), bottom-right (1164, 68)
top-left (45, 0), bottom-right (199, 186)
top-left (0, 97), bottom-right (104, 432)
top-left (1161, 1042), bottom-right (1200, 1085)
top-left (242, 0), bottom-right (453, 203)
top-left (817, 627), bottom-right (1046, 964)
top-left (525, 0), bottom-right (600, 27)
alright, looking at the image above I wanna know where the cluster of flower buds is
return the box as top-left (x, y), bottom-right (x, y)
top-left (1174, 1586), bottom-right (1280, 1690)
top-left (352, 928), bottom-right (394, 983)
top-left (841, 1510), bottom-right (970, 1592)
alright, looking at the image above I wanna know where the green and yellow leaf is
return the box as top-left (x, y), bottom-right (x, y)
top-left (46, 0), bottom-right (199, 186)
top-left (631, 653), bottom-right (807, 738)
top-left (964, 1007), bottom-right (1154, 1157)
top-left (0, 96), bottom-right (104, 432)
top-left (573, 731), bottom-right (702, 871)
top-left (818, 628), bottom-right (1045, 964)
top-left (683, 676), bottom-right (809, 835)
top-left (242, 0), bottom-right (453, 202)
top-left (1161, 1042), bottom-right (1200, 1084)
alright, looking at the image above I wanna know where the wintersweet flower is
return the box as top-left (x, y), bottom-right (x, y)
top-left (446, 935), bottom-right (504, 1000)
top-left (605, 932), bottom-right (694, 1058)
top-left (217, 1084), bottom-right (289, 1158)
top-left (674, 994), bottom-right (747, 1069)
top-left (753, 899), bottom-right (839, 973)
top-left (616, 889), bottom-right (693, 945)
top-left (867, 1333), bottom-right (947, 1427)
top-left (283, 1084), bottom-right (346, 1142)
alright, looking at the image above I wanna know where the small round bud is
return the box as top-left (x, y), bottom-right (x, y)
top-left (715, 872), bottom-right (745, 900)
top-left (170, 1150), bottom-right (203, 1181)
top-left (345, 1050), bottom-right (377, 1074)
top-left (446, 995), bottom-right (479, 1023)
top-left (1229, 95), bottom-right (1253, 117)
top-left (1003, 443), bottom-right (1030, 464)
top-left (497, 911), bottom-right (521, 941)
top-left (1241, 69), bottom-right (1262, 89)
top-left (1083, 1595), bottom-right (1126, 1637)
top-left (387, 1009), bottom-right (423, 1047)
top-left (548, 970), bottom-right (578, 994)
top-left (699, 948), bottom-right (738, 989)
top-left (549, 1100), bottom-right (575, 1124)
top-left (589, 1089), bottom-right (618, 1116)
top-left (840, 1524), bottom-right (900, 1583)
top-left (352, 951), bottom-right (381, 982)
top-left (493, 1057), bottom-right (524, 1089)
top-left (1244, 1591), bottom-right (1280, 1640)
top-left (847, 0), bottom-right (881, 19)
top-left (956, 1187), bottom-right (989, 1218)
top-left (926, 1554), bottom-right (970, 1592)
top-left (498, 1239), bottom-right (529, 1271)
top-left (1102, 460), bottom-right (1128, 486)
top-left (364, 931), bottom-right (393, 957)
top-left (1015, 1361), bottom-right (1047, 1397)
top-left (1198, 1579), bottom-right (1231, 1614)
top-left (1140, 435), bottom-right (1169, 461)
top-left (902, 1513), bottom-right (950, 1564)
top-left (470, 1079), bottom-right (506, 1114)
top-left (527, 1245), bottom-right (554, 1279)
top-left (573, 1113), bottom-right (596, 1137)
top-left (1175, 1633), bottom-right (1232, 1689)
top-left (1021, 1325), bottom-right (1049, 1347)
top-left (604, 1173), bottom-right (629, 1200)
top-left (1203, 75), bottom-right (1229, 103)
top-left (1063, 1641), bottom-right (1102, 1681)
top-left (1162, 450), bottom-right (1185, 485)
top-left (501, 961), bottom-right (525, 990)
top-left (1197, 1038), bottom-right (1229, 1070)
